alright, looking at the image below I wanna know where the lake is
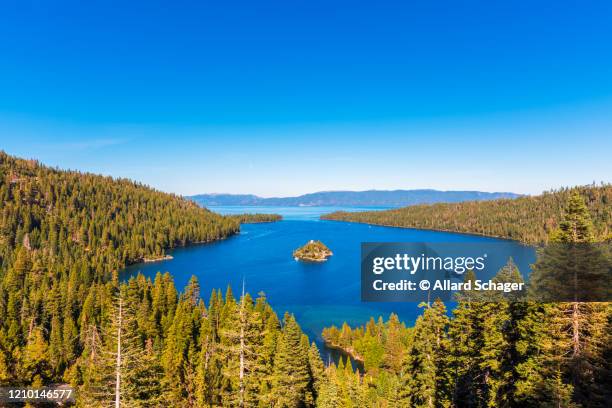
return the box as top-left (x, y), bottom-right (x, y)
top-left (122, 206), bottom-right (536, 363)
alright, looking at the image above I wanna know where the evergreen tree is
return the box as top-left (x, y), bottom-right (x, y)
top-left (323, 184), bottom-right (612, 245)
top-left (161, 288), bottom-right (200, 405)
top-left (383, 313), bottom-right (405, 375)
top-left (271, 313), bottom-right (311, 407)
top-left (219, 284), bottom-right (263, 407)
top-left (78, 287), bottom-right (165, 407)
top-left (0, 151), bottom-right (239, 399)
top-left (317, 365), bottom-right (342, 408)
top-left (307, 342), bottom-right (325, 402)
top-left (17, 327), bottom-right (51, 384)
top-left (529, 193), bottom-right (610, 407)
top-left (400, 299), bottom-right (448, 408)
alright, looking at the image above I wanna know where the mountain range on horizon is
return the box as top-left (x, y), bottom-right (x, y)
top-left (188, 189), bottom-right (521, 207)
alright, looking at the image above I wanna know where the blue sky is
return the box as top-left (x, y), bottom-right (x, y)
top-left (1, 0), bottom-right (611, 196)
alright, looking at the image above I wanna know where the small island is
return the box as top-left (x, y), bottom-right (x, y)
top-left (293, 240), bottom-right (333, 262)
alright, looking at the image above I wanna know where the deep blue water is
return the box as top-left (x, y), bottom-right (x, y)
top-left (122, 206), bottom-right (536, 362)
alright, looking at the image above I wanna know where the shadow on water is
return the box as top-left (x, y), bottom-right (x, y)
top-left (322, 344), bottom-right (365, 373)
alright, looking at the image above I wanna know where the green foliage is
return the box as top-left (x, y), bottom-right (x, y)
top-left (322, 315), bottom-right (410, 376)
top-left (527, 193), bottom-right (611, 407)
top-left (68, 274), bottom-right (320, 407)
top-left (0, 152), bottom-right (321, 406)
top-left (293, 240), bottom-right (333, 262)
top-left (271, 313), bottom-right (312, 407)
top-left (1, 152), bottom-right (610, 407)
top-left (401, 299), bottom-right (448, 408)
top-left (549, 193), bottom-right (595, 243)
top-left (320, 192), bottom-right (611, 408)
top-left (0, 152), bottom-right (237, 390)
top-left (227, 213), bottom-right (283, 224)
top-left (323, 184), bottom-right (612, 244)
top-left (317, 359), bottom-right (368, 408)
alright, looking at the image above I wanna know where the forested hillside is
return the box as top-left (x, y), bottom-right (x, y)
top-left (0, 152), bottom-right (324, 406)
top-left (0, 152), bottom-right (239, 270)
top-left (227, 213), bottom-right (282, 224)
top-left (1, 152), bottom-right (609, 406)
top-left (320, 194), bottom-right (611, 407)
top-left (323, 184), bottom-right (612, 244)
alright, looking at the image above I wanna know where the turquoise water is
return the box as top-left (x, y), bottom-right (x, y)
top-left (122, 206), bottom-right (536, 362)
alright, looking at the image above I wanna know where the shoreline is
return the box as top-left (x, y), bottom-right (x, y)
top-left (320, 217), bottom-right (537, 245)
top-left (323, 341), bottom-right (365, 363)
top-left (142, 254), bottom-right (174, 263)
top-left (126, 231), bottom-right (239, 268)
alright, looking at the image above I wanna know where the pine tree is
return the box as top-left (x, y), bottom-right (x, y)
top-left (401, 299), bottom-right (448, 408)
top-left (0, 151), bottom-right (240, 397)
top-left (446, 271), bottom-right (479, 407)
top-left (358, 318), bottom-right (385, 374)
top-left (307, 342), bottom-right (325, 402)
top-left (317, 365), bottom-right (342, 408)
top-left (528, 193), bottom-right (611, 407)
top-left (161, 288), bottom-right (200, 405)
top-left (446, 263), bottom-right (529, 408)
top-left (253, 301), bottom-right (280, 407)
top-left (219, 283), bottom-right (263, 407)
top-left (271, 313), bottom-right (311, 407)
top-left (383, 313), bottom-right (404, 375)
top-left (17, 327), bottom-right (51, 384)
top-left (130, 338), bottom-right (165, 407)
top-left (79, 287), bottom-right (164, 407)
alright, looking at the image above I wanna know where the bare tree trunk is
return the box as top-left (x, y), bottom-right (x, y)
top-left (239, 281), bottom-right (245, 408)
top-left (240, 324), bottom-right (245, 407)
top-left (571, 261), bottom-right (581, 358)
top-left (28, 317), bottom-right (35, 339)
top-left (115, 298), bottom-right (122, 408)
top-left (571, 302), bottom-right (580, 357)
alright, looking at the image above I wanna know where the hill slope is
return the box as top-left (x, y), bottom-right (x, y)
top-left (0, 152), bottom-right (243, 390)
top-left (322, 185), bottom-right (612, 244)
top-left (0, 152), bottom-right (239, 271)
top-left (190, 189), bottom-right (520, 207)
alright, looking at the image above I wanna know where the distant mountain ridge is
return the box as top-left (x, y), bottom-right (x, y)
top-left (188, 189), bottom-right (521, 207)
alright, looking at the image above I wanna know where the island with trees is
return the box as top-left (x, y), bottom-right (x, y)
top-left (293, 240), bottom-right (333, 262)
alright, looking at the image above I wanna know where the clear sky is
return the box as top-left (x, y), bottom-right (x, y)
top-left (1, 0), bottom-right (611, 196)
